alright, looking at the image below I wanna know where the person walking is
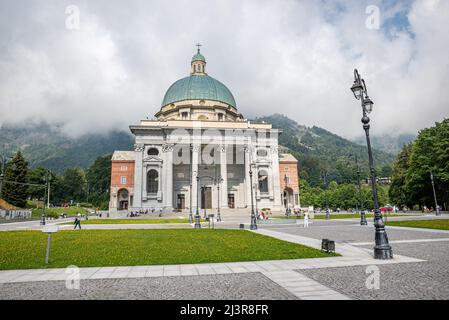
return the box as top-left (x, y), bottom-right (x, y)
top-left (303, 210), bottom-right (309, 228)
top-left (74, 217), bottom-right (81, 229)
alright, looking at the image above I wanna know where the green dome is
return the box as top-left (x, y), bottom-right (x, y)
top-left (192, 53), bottom-right (206, 62)
top-left (162, 75), bottom-right (237, 108)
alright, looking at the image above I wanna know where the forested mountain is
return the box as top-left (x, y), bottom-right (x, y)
top-left (0, 124), bottom-right (133, 172)
top-left (255, 114), bottom-right (395, 186)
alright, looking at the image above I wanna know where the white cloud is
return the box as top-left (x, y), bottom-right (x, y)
top-left (0, 0), bottom-right (448, 139)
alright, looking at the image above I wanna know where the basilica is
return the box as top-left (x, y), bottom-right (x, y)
top-left (109, 48), bottom-right (299, 214)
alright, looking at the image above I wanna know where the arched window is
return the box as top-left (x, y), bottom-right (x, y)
top-left (147, 148), bottom-right (159, 156)
top-left (257, 148), bottom-right (267, 157)
top-left (147, 170), bottom-right (159, 194)
top-left (258, 170), bottom-right (269, 193)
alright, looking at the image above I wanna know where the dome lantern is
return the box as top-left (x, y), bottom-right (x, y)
top-left (191, 43), bottom-right (206, 75)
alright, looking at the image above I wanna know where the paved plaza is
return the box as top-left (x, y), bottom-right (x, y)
top-left (0, 214), bottom-right (448, 300)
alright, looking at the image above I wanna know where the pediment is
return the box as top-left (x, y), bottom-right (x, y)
top-left (143, 156), bottom-right (162, 162)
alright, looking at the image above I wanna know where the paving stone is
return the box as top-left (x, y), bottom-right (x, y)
top-left (0, 273), bottom-right (298, 300)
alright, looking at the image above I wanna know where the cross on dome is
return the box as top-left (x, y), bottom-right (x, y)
top-left (196, 43), bottom-right (202, 54)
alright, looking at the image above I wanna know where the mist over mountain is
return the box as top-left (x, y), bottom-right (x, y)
top-left (352, 133), bottom-right (415, 155)
top-left (0, 123), bottom-right (133, 172)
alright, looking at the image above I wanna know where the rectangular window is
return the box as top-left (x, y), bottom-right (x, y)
top-left (120, 165), bottom-right (128, 171)
top-left (121, 176), bottom-right (127, 185)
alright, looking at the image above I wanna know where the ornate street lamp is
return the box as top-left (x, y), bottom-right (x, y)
top-left (249, 163), bottom-right (257, 230)
top-left (350, 69), bottom-right (393, 259)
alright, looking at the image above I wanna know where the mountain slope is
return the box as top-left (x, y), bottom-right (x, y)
top-left (0, 124), bottom-right (133, 172)
top-left (256, 114), bottom-right (395, 185)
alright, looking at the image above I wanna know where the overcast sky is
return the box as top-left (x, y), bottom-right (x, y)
top-left (0, 0), bottom-right (448, 139)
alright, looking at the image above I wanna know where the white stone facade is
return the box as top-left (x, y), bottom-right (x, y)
top-left (129, 121), bottom-right (283, 213)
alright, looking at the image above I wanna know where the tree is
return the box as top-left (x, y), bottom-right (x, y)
top-left (1, 151), bottom-right (29, 208)
top-left (27, 166), bottom-right (47, 201)
top-left (389, 143), bottom-right (413, 208)
top-left (59, 168), bottom-right (87, 204)
top-left (380, 164), bottom-right (393, 177)
top-left (389, 119), bottom-right (449, 210)
top-left (87, 154), bottom-right (112, 209)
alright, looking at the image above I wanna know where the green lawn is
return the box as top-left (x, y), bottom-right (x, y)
top-left (61, 218), bottom-right (203, 225)
top-left (0, 229), bottom-right (337, 270)
top-left (386, 219), bottom-right (449, 230)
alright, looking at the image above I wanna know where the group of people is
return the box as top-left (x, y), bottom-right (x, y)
top-left (126, 208), bottom-right (163, 217)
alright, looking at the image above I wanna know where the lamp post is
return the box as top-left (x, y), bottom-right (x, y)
top-left (351, 68), bottom-right (393, 259)
top-left (430, 171), bottom-right (441, 216)
top-left (249, 163), bottom-right (257, 230)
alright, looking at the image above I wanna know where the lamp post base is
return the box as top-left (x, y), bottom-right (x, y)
top-left (194, 214), bottom-right (201, 229)
top-left (188, 213), bottom-right (193, 224)
top-left (360, 211), bottom-right (368, 225)
top-left (374, 246), bottom-right (393, 259)
top-left (250, 214), bottom-right (258, 230)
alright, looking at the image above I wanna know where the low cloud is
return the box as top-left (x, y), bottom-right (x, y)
top-left (0, 0), bottom-right (448, 138)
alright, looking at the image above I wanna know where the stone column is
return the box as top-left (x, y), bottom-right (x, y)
top-left (191, 144), bottom-right (200, 213)
top-left (220, 145), bottom-right (228, 208)
top-left (163, 144), bottom-right (174, 211)
top-left (244, 145), bottom-right (251, 208)
top-left (133, 144), bottom-right (144, 210)
top-left (271, 145), bottom-right (282, 210)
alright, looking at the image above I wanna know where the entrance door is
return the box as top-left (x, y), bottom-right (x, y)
top-left (177, 194), bottom-right (185, 209)
top-left (228, 194), bottom-right (235, 209)
top-left (201, 187), bottom-right (212, 209)
top-left (119, 201), bottom-right (128, 210)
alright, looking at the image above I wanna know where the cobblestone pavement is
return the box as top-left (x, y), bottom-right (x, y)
top-left (298, 241), bottom-right (449, 300)
top-left (0, 272), bottom-right (298, 300)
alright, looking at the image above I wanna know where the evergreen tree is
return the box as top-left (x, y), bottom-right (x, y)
top-left (27, 166), bottom-right (47, 201)
top-left (2, 151), bottom-right (29, 208)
